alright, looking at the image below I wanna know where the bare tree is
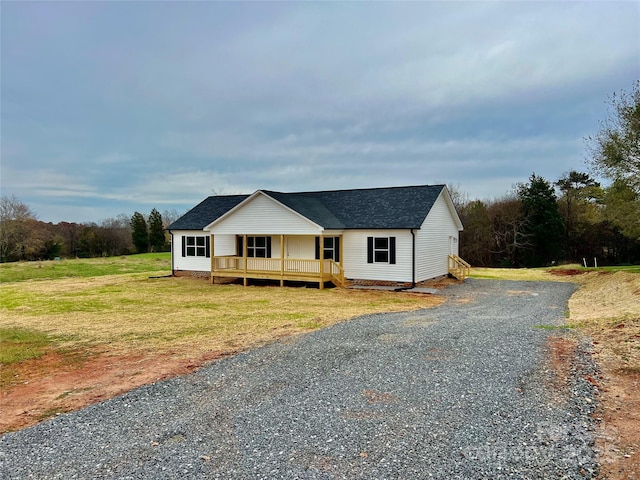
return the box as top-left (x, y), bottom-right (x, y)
top-left (488, 196), bottom-right (532, 267)
top-left (0, 195), bottom-right (37, 262)
top-left (162, 209), bottom-right (182, 229)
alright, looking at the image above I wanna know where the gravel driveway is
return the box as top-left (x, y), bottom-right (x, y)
top-left (0, 279), bottom-right (599, 479)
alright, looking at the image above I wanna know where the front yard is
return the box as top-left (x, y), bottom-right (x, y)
top-left (0, 254), bottom-right (442, 432)
top-left (2, 256), bottom-right (638, 478)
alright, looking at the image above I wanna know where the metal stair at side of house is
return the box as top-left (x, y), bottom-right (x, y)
top-left (448, 255), bottom-right (471, 280)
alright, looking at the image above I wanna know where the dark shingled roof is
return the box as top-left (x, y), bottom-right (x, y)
top-left (168, 185), bottom-right (447, 231)
top-left (167, 194), bottom-right (248, 230)
top-left (265, 185), bottom-right (446, 229)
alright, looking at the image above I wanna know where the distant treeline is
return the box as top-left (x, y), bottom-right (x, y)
top-left (2, 169), bottom-right (638, 266)
top-left (455, 82), bottom-right (640, 267)
top-left (0, 199), bottom-right (180, 262)
top-left (453, 171), bottom-right (640, 268)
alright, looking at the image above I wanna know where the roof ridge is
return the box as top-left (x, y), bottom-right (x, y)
top-left (262, 184), bottom-right (443, 196)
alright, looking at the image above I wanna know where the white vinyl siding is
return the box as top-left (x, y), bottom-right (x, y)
top-left (172, 231), bottom-right (212, 272)
top-left (415, 191), bottom-right (461, 281)
top-left (172, 231), bottom-right (238, 272)
top-left (214, 234), bottom-right (237, 257)
top-left (210, 193), bottom-right (321, 235)
top-left (342, 230), bottom-right (413, 282)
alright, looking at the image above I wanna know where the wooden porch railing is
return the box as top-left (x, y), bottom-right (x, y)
top-left (448, 255), bottom-right (471, 280)
top-left (328, 260), bottom-right (346, 287)
top-left (213, 256), bottom-right (345, 288)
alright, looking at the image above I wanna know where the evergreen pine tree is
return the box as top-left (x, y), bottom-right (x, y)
top-left (130, 212), bottom-right (148, 253)
top-left (517, 173), bottom-right (564, 267)
top-left (148, 208), bottom-right (166, 252)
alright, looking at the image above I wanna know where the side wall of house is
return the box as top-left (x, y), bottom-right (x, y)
top-left (342, 230), bottom-right (413, 283)
top-left (415, 191), bottom-right (461, 281)
top-left (171, 230), bottom-right (209, 273)
top-left (171, 230), bottom-right (234, 273)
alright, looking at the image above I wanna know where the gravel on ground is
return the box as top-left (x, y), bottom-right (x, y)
top-left (0, 279), bottom-right (599, 479)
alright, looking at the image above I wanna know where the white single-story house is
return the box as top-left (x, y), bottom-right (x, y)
top-left (166, 185), bottom-right (468, 288)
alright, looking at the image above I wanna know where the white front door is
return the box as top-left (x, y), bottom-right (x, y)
top-left (287, 237), bottom-right (301, 258)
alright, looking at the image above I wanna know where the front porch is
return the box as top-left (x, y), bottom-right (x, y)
top-left (212, 257), bottom-right (345, 288)
top-left (210, 234), bottom-right (345, 289)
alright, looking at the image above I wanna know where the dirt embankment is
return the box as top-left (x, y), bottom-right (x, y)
top-left (564, 270), bottom-right (640, 480)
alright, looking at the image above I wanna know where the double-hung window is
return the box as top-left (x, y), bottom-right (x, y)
top-left (183, 236), bottom-right (210, 257)
top-left (315, 236), bottom-right (340, 261)
top-left (367, 236), bottom-right (396, 264)
top-left (237, 236), bottom-right (272, 258)
top-left (248, 236), bottom-right (269, 258)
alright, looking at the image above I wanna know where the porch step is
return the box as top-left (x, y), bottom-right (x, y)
top-left (448, 255), bottom-right (471, 280)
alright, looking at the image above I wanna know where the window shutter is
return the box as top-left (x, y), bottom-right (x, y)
top-left (182, 236), bottom-right (186, 257)
top-left (367, 237), bottom-right (374, 264)
top-left (315, 237), bottom-right (320, 260)
top-left (389, 237), bottom-right (396, 264)
top-left (236, 236), bottom-right (243, 256)
top-left (205, 236), bottom-right (210, 258)
top-left (266, 237), bottom-right (272, 258)
top-left (334, 237), bottom-right (340, 262)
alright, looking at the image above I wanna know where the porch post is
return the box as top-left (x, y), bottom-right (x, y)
top-left (210, 234), bottom-right (215, 285)
top-left (319, 234), bottom-right (324, 290)
top-left (243, 234), bottom-right (248, 287)
top-left (339, 234), bottom-right (344, 283)
top-left (280, 234), bottom-right (285, 287)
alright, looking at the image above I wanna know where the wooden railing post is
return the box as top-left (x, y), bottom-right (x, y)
top-left (280, 234), bottom-right (285, 287)
top-left (210, 234), bottom-right (215, 284)
top-left (319, 234), bottom-right (324, 290)
top-left (243, 234), bottom-right (248, 286)
top-left (448, 254), bottom-right (470, 280)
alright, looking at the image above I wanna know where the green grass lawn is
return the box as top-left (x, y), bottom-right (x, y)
top-left (0, 327), bottom-right (54, 364)
top-left (470, 263), bottom-right (640, 281)
top-left (0, 253), bottom-right (171, 283)
top-left (593, 265), bottom-right (640, 273)
top-left (0, 253), bottom-right (441, 366)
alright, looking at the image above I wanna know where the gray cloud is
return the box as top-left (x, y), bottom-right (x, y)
top-left (1, 1), bottom-right (638, 222)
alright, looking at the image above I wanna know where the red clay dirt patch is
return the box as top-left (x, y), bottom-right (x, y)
top-left (548, 269), bottom-right (588, 277)
top-left (0, 347), bottom-right (234, 434)
top-left (546, 335), bottom-right (577, 395)
top-left (593, 357), bottom-right (640, 480)
top-left (545, 335), bottom-right (640, 479)
top-left (596, 370), bottom-right (640, 480)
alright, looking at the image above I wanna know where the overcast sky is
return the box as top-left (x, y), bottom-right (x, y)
top-left (2, 1), bottom-right (638, 223)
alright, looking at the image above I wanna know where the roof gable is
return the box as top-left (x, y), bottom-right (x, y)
top-left (206, 191), bottom-right (323, 234)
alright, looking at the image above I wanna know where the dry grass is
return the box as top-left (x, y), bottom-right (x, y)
top-left (568, 271), bottom-right (640, 321)
top-left (568, 271), bottom-right (640, 374)
top-left (0, 274), bottom-right (442, 357)
top-left (470, 265), bottom-right (580, 282)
